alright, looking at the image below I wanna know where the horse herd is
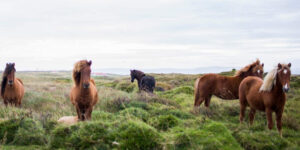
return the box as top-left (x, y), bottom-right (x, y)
top-left (0, 59), bottom-right (292, 137)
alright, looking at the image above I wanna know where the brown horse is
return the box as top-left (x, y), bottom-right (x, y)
top-left (239, 63), bottom-right (291, 137)
top-left (194, 59), bottom-right (264, 108)
top-left (1, 63), bottom-right (24, 107)
top-left (70, 60), bottom-right (98, 121)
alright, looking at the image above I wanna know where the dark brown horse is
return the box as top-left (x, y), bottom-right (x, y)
top-left (1, 63), bottom-right (24, 107)
top-left (130, 69), bottom-right (155, 93)
top-left (239, 63), bottom-right (291, 137)
top-left (70, 60), bottom-right (98, 121)
top-left (194, 59), bottom-right (264, 108)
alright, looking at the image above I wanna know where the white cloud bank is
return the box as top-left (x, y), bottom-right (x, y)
top-left (0, 0), bottom-right (299, 73)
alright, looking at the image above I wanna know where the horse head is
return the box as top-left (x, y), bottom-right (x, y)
top-left (277, 63), bottom-right (291, 93)
top-left (5, 63), bottom-right (16, 86)
top-left (80, 60), bottom-right (92, 89)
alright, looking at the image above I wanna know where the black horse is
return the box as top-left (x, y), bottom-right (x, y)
top-left (130, 69), bottom-right (155, 93)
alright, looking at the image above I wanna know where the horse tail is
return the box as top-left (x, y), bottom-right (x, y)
top-left (194, 77), bottom-right (201, 106)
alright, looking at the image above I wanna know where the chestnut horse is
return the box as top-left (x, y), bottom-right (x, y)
top-left (1, 63), bottom-right (24, 107)
top-left (239, 63), bottom-right (291, 137)
top-left (194, 59), bottom-right (264, 108)
top-left (130, 69), bottom-right (156, 93)
top-left (70, 60), bottom-right (98, 121)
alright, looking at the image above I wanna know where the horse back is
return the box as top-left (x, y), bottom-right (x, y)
top-left (16, 78), bottom-right (24, 85)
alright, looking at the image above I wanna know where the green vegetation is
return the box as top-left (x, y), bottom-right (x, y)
top-left (0, 71), bottom-right (299, 149)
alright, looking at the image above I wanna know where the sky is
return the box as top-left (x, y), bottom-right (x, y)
top-left (0, 0), bottom-right (299, 74)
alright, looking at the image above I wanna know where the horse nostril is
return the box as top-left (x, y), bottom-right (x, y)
top-left (83, 83), bottom-right (90, 88)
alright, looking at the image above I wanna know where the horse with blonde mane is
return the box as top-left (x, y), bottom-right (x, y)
top-left (239, 63), bottom-right (291, 137)
top-left (1, 63), bottom-right (24, 107)
top-left (194, 59), bottom-right (264, 108)
top-left (70, 60), bottom-right (98, 121)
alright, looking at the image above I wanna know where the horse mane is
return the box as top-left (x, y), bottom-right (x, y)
top-left (1, 63), bottom-right (15, 97)
top-left (235, 59), bottom-right (261, 77)
top-left (259, 68), bottom-right (277, 92)
top-left (72, 60), bottom-right (90, 86)
top-left (133, 70), bottom-right (145, 79)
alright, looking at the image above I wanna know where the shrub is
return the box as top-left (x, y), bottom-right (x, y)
top-left (149, 115), bottom-right (180, 131)
top-left (155, 82), bottom-right (173, 91)
top-left (49, 125), bottom-right (74, 148)
top-left (174, 121), bottom-right (242, 150)
top-left (0, 119), bottom-right (21, 144)
top-left (233, 129), bottom-right (289, 150)
top-left (119, 107), bottom-right (150, 122)
top-left (68, 121), bottom-right (113, 150)
top-left (13, 119), bottom-right (47, 145)
top-left (116, 120), bottom-right (163, 150)
top-left (116, 81), bottom-right (136, 93)
top-left (150, 108), bottom-right (194, 120)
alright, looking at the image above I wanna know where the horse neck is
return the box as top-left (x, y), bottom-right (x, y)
top-left (232, 75), bottom-right (244, 87)
top-left (273, 76), bottom-right (284, 93)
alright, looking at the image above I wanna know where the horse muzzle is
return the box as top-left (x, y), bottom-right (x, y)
top-left (283, 84), bottom-right (290, 93)
top-left (8, 80), bottom-right (13, 85)
top-left (83, 83), bottom-right (90, 89)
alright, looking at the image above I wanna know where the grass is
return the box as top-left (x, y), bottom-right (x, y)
top-left (0, 71), bottom-right (299, 149)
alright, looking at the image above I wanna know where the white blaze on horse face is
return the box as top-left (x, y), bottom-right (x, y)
top-left (283, 69), bottom-right (287, 74)
top-left (284, 83), bottom-right (288, 89)
top-left (257, 70), bottom-right (261, 74)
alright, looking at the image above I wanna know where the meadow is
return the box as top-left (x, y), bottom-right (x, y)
top-left (0, 70), bottom-right (299, 150)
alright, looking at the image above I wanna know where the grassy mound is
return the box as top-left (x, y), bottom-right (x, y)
top-left (116, 120), bottom-right (163, 150)
top-left (173, 121), bottom-right (242, 150)
top-left (149, 115), bottom-right (180, 131)
top-left (0, 118), bottom-right (46, 145)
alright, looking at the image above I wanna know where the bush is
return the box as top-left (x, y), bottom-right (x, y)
top-left (155, 82), bottom-right (173, 91)
top-left (13, 119), bottom-right (47, 145)
top-left (50, 125), bottom-right (74, 148)
top-left (149, 115), bottom-right (180, 131)
top-left (233, 129), bottom-right (289, 150)
top-left (116, 120), bottom-right (163, 150)
top-left (0, 118), bottom-right (46, 145)
top-left (0, 119), bottom-right (21, 144)
top-left (150, 108), bottom-right (194, 120)
top-left (174, 121), bottom-right (242, 150)
top-left (68, 121), bottom-right (113, 150)
top-left (116, 81), bottom-right (136, 93)
top-left (119, 107), bottom-right (150, 122)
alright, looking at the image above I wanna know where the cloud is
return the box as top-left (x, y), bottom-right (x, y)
top-left (0, 0), bottom-right (299, 73)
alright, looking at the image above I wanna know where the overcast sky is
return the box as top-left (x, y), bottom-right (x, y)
top-left (0, 0), bottom-right (299, 73)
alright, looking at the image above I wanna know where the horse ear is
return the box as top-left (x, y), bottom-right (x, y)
top-left (261, 63), bottom-right (264, 67)
top-left (88, 60), bottom-right (92, 66)
top-left (12, 63), bottom-right (15, 67)
top-left (288, 63), bottom-right (291, 68)
top-left (278, 63), bottom-right (282, 69)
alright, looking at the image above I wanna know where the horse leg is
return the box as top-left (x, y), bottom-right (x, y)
top-left (239, 104), bottom-right (246, 124)
top-left (276, 109), bottom-right (283, 137)
top-left (249, 108), bottom-right (256, 125)
top-left (204, 95), bottom-right (212, 107)
top-left (266, 108), bottom-right (273, 130)
top-left (75, 106), bottom-right (82, 121)
top-left (86, 107), bottom-right (93, 120)
top-left (4, 100), bottom-right (8, 107)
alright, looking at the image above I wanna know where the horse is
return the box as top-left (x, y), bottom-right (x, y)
top-left (239, 63), bottom-right (291, 137)
top-left (1, 63), bottom-right (24, 107)
top-left (130, 69), bottom-right (156, 93)
top-left (194, 59), bottom-right (264, 108)
top-left (70, 60), bottom-right (98, 121)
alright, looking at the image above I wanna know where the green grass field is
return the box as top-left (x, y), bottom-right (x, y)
top-left (0, 71), bottom-right (299, 150)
